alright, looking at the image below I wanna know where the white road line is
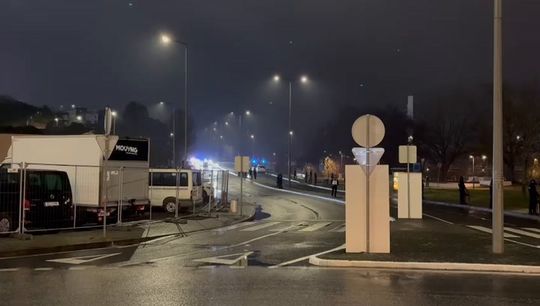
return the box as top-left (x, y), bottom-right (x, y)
top-left (330, 224), bottom-right (346, 232)
top-left (68, 266), bottom-right (91, 271)
top-left (240, 222), bottom-right (281, 232)
top-left (269, 244), bottom-right (346, 268)
top-left (504, 227), bottom-right (540, 239)
top-left (423, 213), bottom-right (454, 225)
top-left (467, 225), bottom-right (519, 238)
top-left (34, 267), bottom-right (53, 271)
top-left (230, 230), bottom-right (289, 248)
top-left (503, 238), bottom-right (540, 249)
top-left (270, 224), bottom-right (298, 232)
top-left (522, 227), bottom-right (540, 234)
top-left (213, 221), bottom-right (257, 232)
top-left (0, 268), bottom-right (19, 272)
top-left (299, 222), bottom-right (333, 232)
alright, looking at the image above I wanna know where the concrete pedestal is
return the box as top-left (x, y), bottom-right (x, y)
top-left (397, 172), bottom-right (423, 219)
top-left (345, 164), bottom-right (390, 253)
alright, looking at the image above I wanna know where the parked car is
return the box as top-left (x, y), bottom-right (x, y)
top-left (0, 167), bottom-right (73, 233)
top-left (149, 169), bottom-right (203, 213)
top-left (256, 165), bottom-right (267, 174)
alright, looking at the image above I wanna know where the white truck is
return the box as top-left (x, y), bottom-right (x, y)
top-left (1, 134), bottom-right (150, 223)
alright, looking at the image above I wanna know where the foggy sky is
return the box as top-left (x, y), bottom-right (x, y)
top-left (1, 0), bottom-right (540, 158)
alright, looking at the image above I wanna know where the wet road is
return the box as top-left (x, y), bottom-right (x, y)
top-left (1, 174), bottom-right (539, 305)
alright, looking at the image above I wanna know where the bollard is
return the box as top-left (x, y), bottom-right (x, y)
top-left (230, 199), bottom-right (238, 214)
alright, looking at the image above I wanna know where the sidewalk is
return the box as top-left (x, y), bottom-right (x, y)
top-left (310, 217), bottom-right (540, 274)
top-left (0, 205), bottom-right (256, 258)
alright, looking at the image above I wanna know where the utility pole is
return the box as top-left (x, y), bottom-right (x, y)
top-left (492, 0), bottom-right (504, 254)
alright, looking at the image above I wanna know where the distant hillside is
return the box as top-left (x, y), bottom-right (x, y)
top-left (0, 95), bottom-right (51, 127)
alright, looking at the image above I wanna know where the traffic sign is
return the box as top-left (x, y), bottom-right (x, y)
top-left (351, 114), bottom-right (385, 148)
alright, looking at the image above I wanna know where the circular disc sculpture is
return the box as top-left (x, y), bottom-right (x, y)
top-left (351, 114), bottom-right (385, 148)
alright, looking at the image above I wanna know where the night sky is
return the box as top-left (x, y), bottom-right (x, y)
top-left (1, 0), bottom-right (540, 158)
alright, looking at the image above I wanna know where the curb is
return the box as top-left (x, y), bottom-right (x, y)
top-left (309, 255), bottom-right (540, 274)
top-left (424, 200), bottom-right (540, 222)
top-left (0, 207), bottom-right (257, 258)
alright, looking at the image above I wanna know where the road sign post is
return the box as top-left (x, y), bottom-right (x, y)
top-left (235, 156), bottom-right (250, 215)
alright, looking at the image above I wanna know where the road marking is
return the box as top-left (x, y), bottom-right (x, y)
top-left (0, 268), bottom-right (19, 272)
top-left (193, 251), bottom-right (253, 265)
top-left (269, 244), bottom-right (346, 268)
top-left (504, 227), bottom-right (540, 239)
top-left (330, 224), bottom-right (346, 232)
top-left (34, 267), bottom-right (53, 271)
top-left (213, 221), bottom-right (257, 233)
top-left (299, 222), bottom-right (333, 232)
top-left (47, 253), bottom-right (121, 265)
top-left (522, 227), bottom-right (540, 234)
top-left (503, 238), bottom-right (540, 249)
top-left (68, 266), bottom-right (90, 271)
top-left (423, 213), bottom-right (454, 224)
top-left (467, 225), bottom-right (519, 238)
top-left (241, 222), bottom-right (281, 232)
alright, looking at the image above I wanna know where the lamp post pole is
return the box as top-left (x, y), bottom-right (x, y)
top-left (288, 81), bottom-right (292, 187)
top-left (492, 0), bottom-right (504, 254)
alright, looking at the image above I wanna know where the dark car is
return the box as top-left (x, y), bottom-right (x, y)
top-left (0, 168), bottom-right (73, 233)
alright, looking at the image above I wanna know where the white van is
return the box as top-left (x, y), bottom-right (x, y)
top-left (149, 169), bottom-right (203, 213)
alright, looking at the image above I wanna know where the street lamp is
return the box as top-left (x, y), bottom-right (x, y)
top-left (54, 117), bottom-right (59, 127)
top-left (273, 73), bottom-right (310, 187)
top-left (159, 32), bottom-right (189, 167)
top-left (76, 115), bottom-right (82, 121)
top-left (111, 111), bottom-right (118, 134)
top-left (159, 101), bottom-right (177, 166)
top-left (469, 155), bottom-right (476, 188)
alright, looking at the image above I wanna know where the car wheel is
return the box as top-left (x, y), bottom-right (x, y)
top-left (0, 213), bottom-right (14, 233)
top-left (163, 200), bottom-right (178, 214)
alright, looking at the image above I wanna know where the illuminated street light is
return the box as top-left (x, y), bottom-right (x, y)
top-left (158, 32), bottom-right (189, 168)
top-left (272, 73), bottom-right (311, 186)
top-left (111, 111), bottom-right (117, 117)
top-left (250, 134), bottom-right (255, 139)
top-left (160, 34), bottom-right (171, 45)
top-left (71, 104), bottom-right (76, 109)
top-left (159, 101), bottom-right (164, 105)
top-left (170, 132), bottom-right (174, 137)
top-left (76, 115), bottom-right (82, 121)
top-left (225, 121), bottom-right (229, 126)
top-left (482, 155), bottom-right (487, 161)
top-left (245, 110), bottom-right (251, 116)
top-left (289, 130), bottom-right (294, 136)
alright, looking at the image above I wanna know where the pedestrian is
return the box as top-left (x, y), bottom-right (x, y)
top-left (248, 167), bottom-right (253, 179)
top-left (277, 173), bottom-right (283, 189)
top-left (304, 170), bottom-right (308, 183)
top-left (458, 176), bottom-right (469, 205)
top-left (314, 172), bottom-right (318, 185)
top-left (253, 167), bottom-right (257, 180)
top-left (331, 177), bottom-right (338, 197)
top-left (309, 171), bottom-right (313, 184)
top-left (294, 169), bottom-right (297, 180)
top-left (528, 179), bottom-right (539, 215)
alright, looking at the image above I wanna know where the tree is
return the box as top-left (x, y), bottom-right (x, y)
top-left (418, 97), bottom-right (473, 181)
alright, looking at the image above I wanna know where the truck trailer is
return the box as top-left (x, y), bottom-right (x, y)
top-left (1, 134), bottom-right (150, 223)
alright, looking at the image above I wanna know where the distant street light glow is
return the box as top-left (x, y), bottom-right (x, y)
top-left (161, 34), bottom-right (171, 45)
top-left (76, 115), bottom-right (82, 121)
top-left (273, 75), bottom-right (280, 82)
top-left (111, 111), bottom-right (117, 117)
top-left (250, 134), bottom-right (255, 139)
top-left (300, 75), bottom-right (308, 83)
top-left (245, 110), bottom-right (251, 116)
top-left (170, 132), bottom-right (174, 137)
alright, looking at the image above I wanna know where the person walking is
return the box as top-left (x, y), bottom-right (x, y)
top-left (253, 167), bottom-right (257, 180)
top-left (528, 179), bottom-right (539, 215)
top-left (294, 169), bottom-right (297, 180)
top-left (314, 172), bottom-right (318, 185)
top-left (309, 171), bottom-right (313, 184)
top-left (248, 167), bottom-right (253, 179)
top-left (331, 177), bottom-right (338, 197)
top-left (304, 170), bottom-right (308, 183)
top-left (458, 176), bottom-right (469, 205)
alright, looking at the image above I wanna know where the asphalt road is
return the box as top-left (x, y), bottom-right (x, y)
top-left (1, 174), bottom-right (539, 305)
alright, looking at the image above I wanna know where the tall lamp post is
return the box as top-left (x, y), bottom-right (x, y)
top-left (492, 0), bottom-right (504, 254)
top-left (273, 74), bottom-right (308, 187)
top-left (160, 33), bottom-right (188, 167)
top-left (469, 155), bottom-right (476, 188)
